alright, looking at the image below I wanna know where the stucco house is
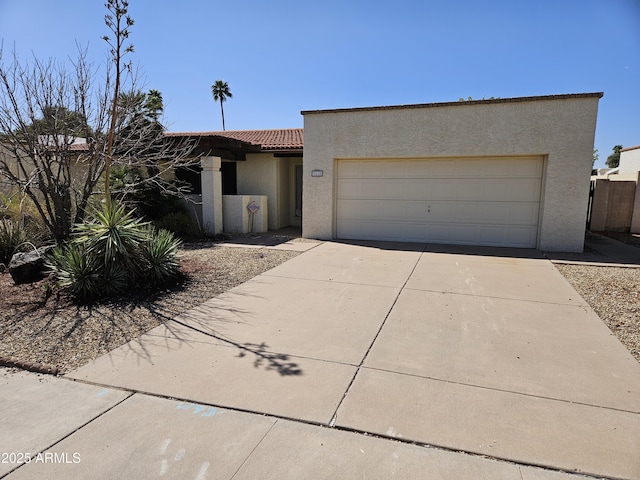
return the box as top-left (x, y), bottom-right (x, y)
top-left (302, 93), bottom-right (602, 252)
top-left (170, 92), bottom-right (602, 252)
top-left (619, 145), bottom-right (640, 174)
top-left (165, 129), bottom-right (303, 233)
top-left (0, 136), bottom-right (90, 198)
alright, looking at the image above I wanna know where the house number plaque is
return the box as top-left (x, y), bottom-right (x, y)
top-left (247, 201), bottom-right (260, 214)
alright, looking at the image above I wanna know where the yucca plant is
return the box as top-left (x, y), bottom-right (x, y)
top-left (74, 203), bottom-right (150, 265)
top-left (139, 227), bottom-right (182, 288)
top-left (47, 202), bottom-right (183, 300)
top-left (47, 244), bottom-right (105, 299)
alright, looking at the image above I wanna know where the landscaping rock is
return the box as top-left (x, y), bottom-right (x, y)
top-left (8, 246), bottom-right (54, 284)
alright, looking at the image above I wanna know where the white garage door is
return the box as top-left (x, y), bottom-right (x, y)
top-left (336, 156), bottom-right (543, 248)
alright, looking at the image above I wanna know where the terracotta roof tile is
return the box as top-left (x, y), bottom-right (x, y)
top-left (166, 129), bottom-right (303, 150)
top-left (68, 143), bottom-right (89, 151)
top-left (621, 145), bottom-right (640, 152)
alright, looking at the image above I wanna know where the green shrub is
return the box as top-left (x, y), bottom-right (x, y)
top-left (46, 203), bottom-right (182, 300)
top-left (153, 211), bottom-right (200, 238)
top-left (0, 218), bottom-right (30, 265)
top-left (111, 173), bottom-right (188, 222)
top-left (0, 191), bottom-right (50, 265)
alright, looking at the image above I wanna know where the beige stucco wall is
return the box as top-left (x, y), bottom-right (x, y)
top-left (619, 147), bottom-right (640, 174)
top-left (222, 195), bottom-right (268, 233)
top-left (236, 153), bottom-right (302, 230)
top-left (302, 94), bottom-right (601, 252)
top-left (237, 154), bottom-right (279, 230)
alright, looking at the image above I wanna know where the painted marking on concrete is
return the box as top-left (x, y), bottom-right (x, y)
top-left (160, 439), bottom-right (172, 454)
top-left (160, 459), bottom-right (169, 476)
top-left (176, 402), bottom-right (223, 418)
top-left (95, 389), bottom-right (109, 397)
top-left (195, 462), bottom-right (210, 480)
top-left (174, 448), bottom-right (186, 461)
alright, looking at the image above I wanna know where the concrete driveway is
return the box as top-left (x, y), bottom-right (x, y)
top-left (2, 241), bottom-right (640, 479)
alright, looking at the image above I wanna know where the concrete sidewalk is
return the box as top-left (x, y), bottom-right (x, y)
top-left (2, 241), bottom-right (640, 479)
top-left (546, 231), bottom-right (640, 267)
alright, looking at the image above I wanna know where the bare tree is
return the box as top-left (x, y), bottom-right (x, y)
top-left (0, 2), bottom-right (199, 242)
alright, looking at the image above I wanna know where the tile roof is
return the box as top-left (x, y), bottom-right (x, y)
top-left (165, 129), bottom-right (303, 150)
top-left (621, 145), bottom-right (640, 152)
top-left (68, 143), bottom-right (89, 151)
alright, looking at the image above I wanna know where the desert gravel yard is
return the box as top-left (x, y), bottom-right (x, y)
top-left (554, 263), bottom-right (640, 362)
top-left (0, 241), bottom-right (638, 374)
top-left (0, 244), bottom-right (300, 374)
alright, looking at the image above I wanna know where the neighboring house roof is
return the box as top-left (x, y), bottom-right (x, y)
top-left (165, 129), bottom-right (303, 151)
top-left (38, 135), bottom-right (89, 151)
top-left (621, 145), bottom-right (640, 152)
top-left (67, 143), bottom-right (90, 152)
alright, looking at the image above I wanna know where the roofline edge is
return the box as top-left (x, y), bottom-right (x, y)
top-left (300, 92), bottom-right (605, 116)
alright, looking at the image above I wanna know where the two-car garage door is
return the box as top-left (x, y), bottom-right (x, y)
top-left (336, 156), bottom-right (543, 248)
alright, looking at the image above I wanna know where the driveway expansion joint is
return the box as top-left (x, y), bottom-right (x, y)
top-left (55, 377), bottom-right (615, 480)
top-left (260, 272), bottom-right (404, 289)
top-left (327, 423), bottom-right (614, 480)
top-left (362, 366), bottom-right (640, 415)
top-left (402, 286), bottom-right (589, 307)
top-left (328, 248), bottom-right (427, 427)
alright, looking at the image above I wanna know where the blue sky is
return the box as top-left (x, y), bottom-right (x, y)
top-left (1, 0), bottom-right (638, 167)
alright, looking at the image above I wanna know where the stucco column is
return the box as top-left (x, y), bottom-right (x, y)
top-left (200, 156), bottom-right (223, 235)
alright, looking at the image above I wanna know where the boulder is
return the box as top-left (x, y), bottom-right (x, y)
top-left (8, 246), bottom-right (54, 285)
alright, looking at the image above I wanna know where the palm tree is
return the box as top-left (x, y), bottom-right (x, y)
top-left (211, 80), bottom-right (232, 130)
top-left (144, 89), bottom-right (163, 122)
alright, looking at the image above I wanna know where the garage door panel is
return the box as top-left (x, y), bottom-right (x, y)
top-left (339, 160), bottom-right (400, 178)
top-left (337, 199), bottom-right (397, 221)
top-left (479, 157), bottom-right (543, 177)
top-left (453, 202), bottom-right (481, 222)
top-left (426, 223), bottom-right (454, 243)
top-left (478, 225), bottom-right (508, 244)
top-left (337, 179), bottom-right (406, 200)
top-left (337, 220), bottom-right (428, 242)
top-left (336, 157), bottom-right (543, 248)
top-left (506, 227), bottom-right (536, 246)
top-left (403, 201), bottom-right (429, 218)
top-left (503, 179), bottom-right (542, 202)
top-left (340, 200), bottom-right (540, 227)
top-left (505, 157), bottom-right (544, 177)
top-left (478, 203), bottom-right (540, 225)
